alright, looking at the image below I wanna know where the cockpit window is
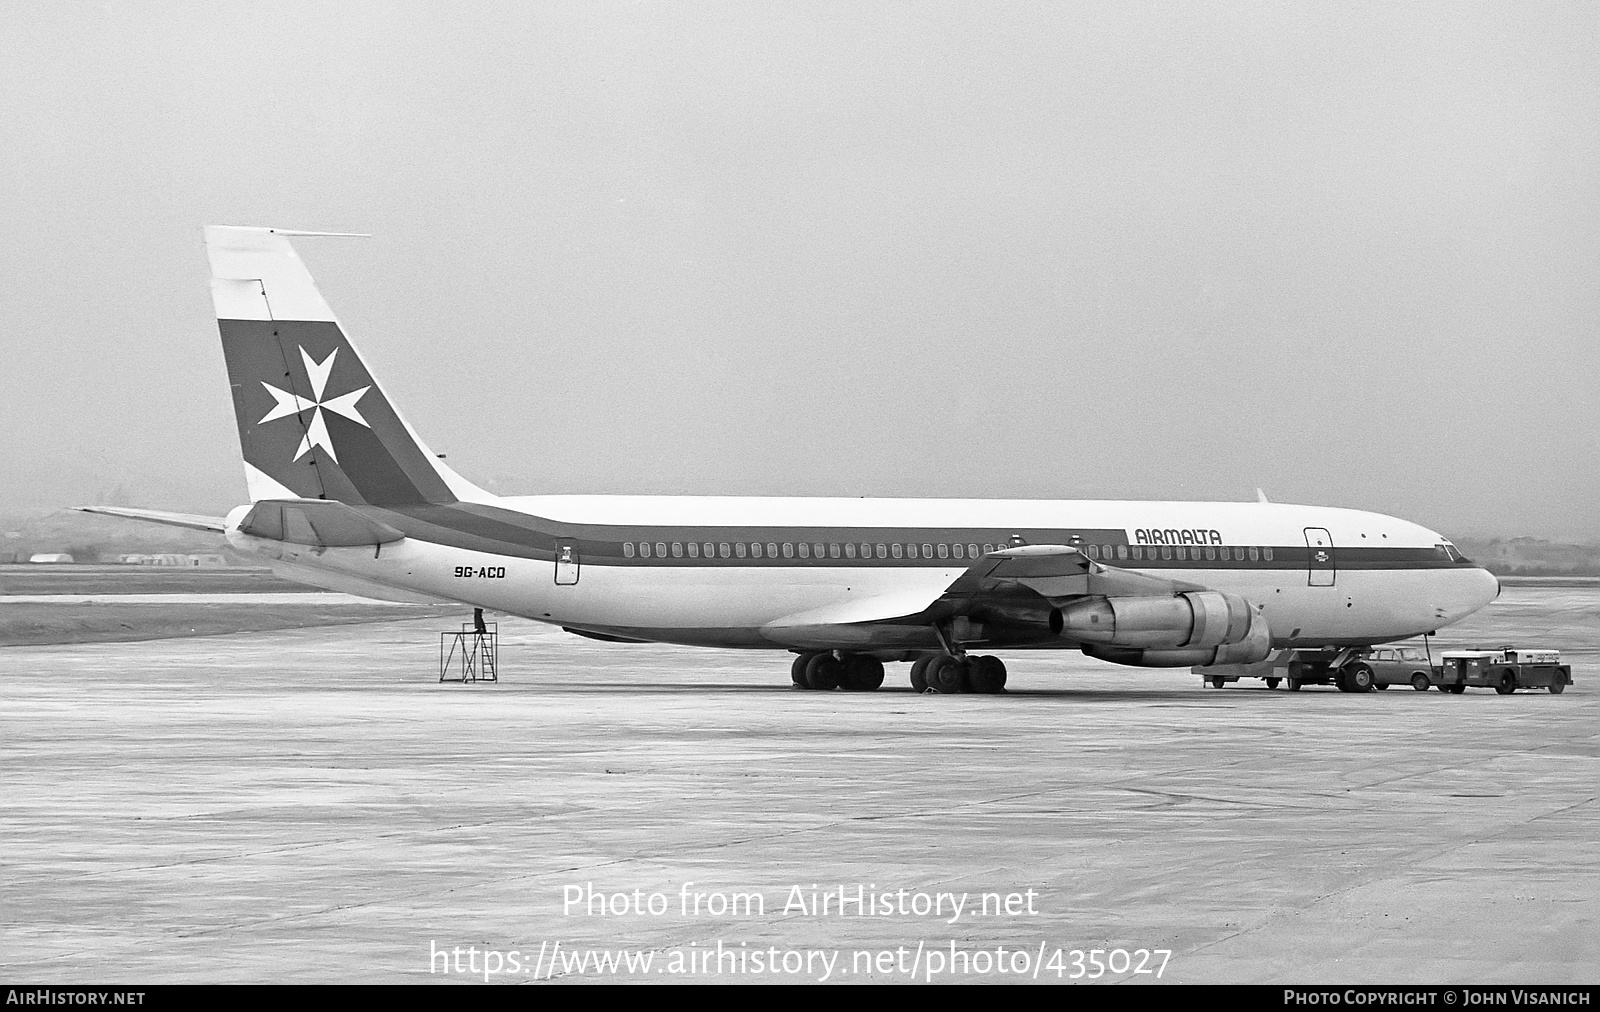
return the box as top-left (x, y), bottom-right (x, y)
top-left (1436, 543), bottom-right (1470, 564)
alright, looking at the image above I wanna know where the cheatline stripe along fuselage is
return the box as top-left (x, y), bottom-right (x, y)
top-left (81, 227), bottom-right (1500, 681)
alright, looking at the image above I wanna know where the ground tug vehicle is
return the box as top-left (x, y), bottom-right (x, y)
top-left (1198, 645), bottom-right (1571, 694)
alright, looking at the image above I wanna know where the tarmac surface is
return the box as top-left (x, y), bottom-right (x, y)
top-left (2, 579), bottom-right (1597, 984)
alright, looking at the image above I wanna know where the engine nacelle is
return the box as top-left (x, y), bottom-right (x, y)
top-left (1080, 603), bottom-right (1271, 667)
top-left (1053, 591), bottom-right (1252, 650)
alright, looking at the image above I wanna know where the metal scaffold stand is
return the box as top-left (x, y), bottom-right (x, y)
top-left (440, 608), bottom-right (498, 683)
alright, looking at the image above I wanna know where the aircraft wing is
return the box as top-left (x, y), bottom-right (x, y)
top-left (72, 506), bottom-right (228, 533)
top-left (937, 544), bottom-right (1206, 606)
top-left (761, 544), bottom-right (1205, 647)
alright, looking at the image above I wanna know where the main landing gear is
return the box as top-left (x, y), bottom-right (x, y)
top-left (791, 652), bottom-right (886, 691)
top-left (789, 651), bottom-right (1008, 693)
top-left (909, 653), bottom-right (1007, 694)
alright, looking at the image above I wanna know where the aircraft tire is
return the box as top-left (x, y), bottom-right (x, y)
top-left (1495, 669), bottom-right (1517, 695)
top-left (909, 655), bottom-right (933, 693)
top-left (1411, 673), bottom-right (1431, 692)
top-left (968, 655), bottom-right (1007, 694)
top-left (925, 655), bottom-right (968, 694)
top-left (1347, 665), bottom-right (1376, 693)
top-left (804, 653), bottom-right (843, 691)
top-left (841, 655), bottom-right (885, 691)
top-left (1265, 677), bottom-right (1281, 689)
top-left (792, 653), bottom-right (815, 688)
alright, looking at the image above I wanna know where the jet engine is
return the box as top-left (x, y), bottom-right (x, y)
top-left (1051, 591), bottom-right (1271, 667)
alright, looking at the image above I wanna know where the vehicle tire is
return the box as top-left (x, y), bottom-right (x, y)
top-left (925, 655), bottom-right (968, 694)
top-left (791, 653), bottom-right (814, 688)
top-left (1210, 675), bottom-right (1226, 689)
top-left (1286, 679), bottom-right (1302, 692)
top-left (1347, 664), bottom-right (1376, 693)
top-left (1549, 677), bottom-right (1565, 695)
top-left (804, 653), bottom-right (843, 691)
top-left (1411, 673), bottom-right (1431, 692)
top-left (1265, 677), bottom-right (1281, 689)
top-left (1334, 671), bottom-right (1351, 692)
top-left (1447, 683), bottom-right (1466, 694)
top-left (1495, 669), bottom-right (1517, 695)
top-left (909, 655), bottom-right (933, 693)
top-left (841, 654), bottom-right (885, 691)
top-left (968, 655), bottom-right (1007, 694)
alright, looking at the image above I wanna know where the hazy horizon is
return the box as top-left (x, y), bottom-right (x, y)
top-left (2, 4), bottom-right (1595, 541)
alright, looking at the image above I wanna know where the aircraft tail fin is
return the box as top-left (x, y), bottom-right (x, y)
top-left (204, 226), bottom-right (487, 506)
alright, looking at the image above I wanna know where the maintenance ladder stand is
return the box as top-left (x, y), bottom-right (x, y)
top-left (440, 608), bottom-right (498, 683)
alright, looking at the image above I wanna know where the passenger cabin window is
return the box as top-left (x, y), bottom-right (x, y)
top-left (845, 543), bottom-right (857, 559)
top-left (952, 544), bottom-right (964, 559)
top-left (671, 542), bottom-right (683, 558)
top-left (798, 543), bottom-right (810, 559)
top-left (891, 543), bottom-right (903, 559)
top-left (719, 543), bottom-right (731, 558)
top-left (876, 544), bottom-right (887, 559)
top-left (1263, 547), bottom-right (1274, 561)
top-left (1161, 546), bottom-right (1172, 560)
top-left (813, 543), bottom-right (825, 558)
top-left (1205, 547), bottom-right (1216, 561)
top-left (623, 542), bottom-right (635, 558)
top-left (922, 544), bottom-right (933, 558)
top-left (1116, 545), bottom-right (1128, 560)
top-left (703, 542), bottom-right (715, 559)
top-left (829, 544), bottom-right (841, 559)
top-left (1248, 546), bottom-right (1259, 561)
top-left (655, 542), bottom-right (667, 558)
top-left (688, 542), bottom-right (699, 558)
top-left (640, 542), bottom-right (652, 558)
top-left (751, 542), bottom-right (763, 558)
top-left (967, 543), bottom-right (978, 558)
top-left (735, 543), bottom-right (747, 558)
top-left (1234, 547), bottom-right (1245, 560)
top-left (767, 543), bottom-right (778, 558)
top-left (1086, 545), bottom-right (1098, 559)
top-left (937, 544), bottom-right (949, 559)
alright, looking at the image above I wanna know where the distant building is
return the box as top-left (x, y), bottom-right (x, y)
top-left (28, 553), bottom-right (75, 564)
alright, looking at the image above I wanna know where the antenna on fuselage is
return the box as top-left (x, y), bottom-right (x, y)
top-left (1255, 488), bottom-right (1270, 504)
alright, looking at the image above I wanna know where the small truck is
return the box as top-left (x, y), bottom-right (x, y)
top-left (1197, 645), bottom-right (1572, 694)
top-left (1430, 647), bottom-right (1572, 694)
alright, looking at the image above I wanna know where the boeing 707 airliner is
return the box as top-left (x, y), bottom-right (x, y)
top-left (80, 226), bottom-right (1500, 694)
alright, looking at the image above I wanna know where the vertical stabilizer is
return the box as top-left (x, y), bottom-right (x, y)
top-left (205, 226), bottom-right (488, 505)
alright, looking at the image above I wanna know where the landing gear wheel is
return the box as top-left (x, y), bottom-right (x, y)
top-left (791, 653), bottom-right (815, 688)
top-left (1412, 673), bottom-right (1432, 692)
top-left (909, 655), bottom-right (933, 693)
top-left (804, 653), bottom-right (842, 691)
top-left (925, 655), bottom-right (968, 694)
top-left (1210, 675), bottom-right (1226, 689)
top-left (1495, 669), bottom-right (1517, 695)
top-left (1346, 665), bottom-right (1376, 693)
top-left (840, 655), bottom-right (885, 691)
top-left (967, 655), bottom-right (1007, 694)
top-left (1447, 683), bottom-right (1466, 694)
top-left (1266, 677), bottom-right (1281, 689)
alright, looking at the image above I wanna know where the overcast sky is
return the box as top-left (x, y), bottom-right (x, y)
top-left (1, 2), bottom-right (1595, 540)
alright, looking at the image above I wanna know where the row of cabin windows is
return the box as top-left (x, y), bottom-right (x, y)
top-left (1085, 544), bottom-right (1273, 562)
top-left (624, 541), bottom-right (997, 560)
top-left (622, 541), bottom-right (1274, 563)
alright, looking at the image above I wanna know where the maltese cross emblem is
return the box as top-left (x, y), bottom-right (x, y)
top-left (258, 347), bottom-right (371, 463)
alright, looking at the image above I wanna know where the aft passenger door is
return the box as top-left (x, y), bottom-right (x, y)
top-left (1304, 528), bottom-right (1335, 587)
top-left (555, 541), bottom-right (580, 586)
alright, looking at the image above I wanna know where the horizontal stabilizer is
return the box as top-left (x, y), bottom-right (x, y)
top-left (71, 506), bottom-right (227, 533)
top-left (238, 499), bottom-right (405, 548)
